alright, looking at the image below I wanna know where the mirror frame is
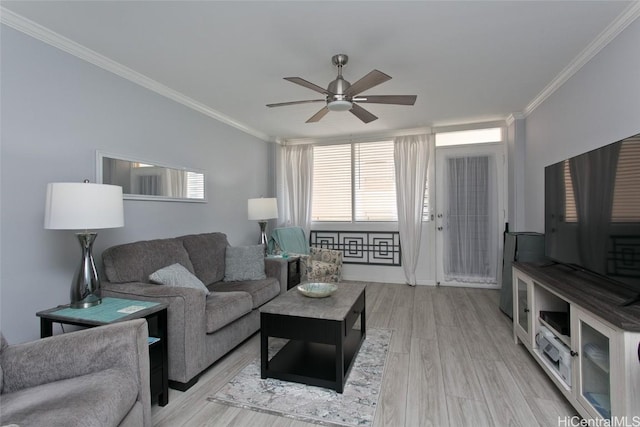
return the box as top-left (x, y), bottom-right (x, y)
top-left (96, 151), bottom-right (207, 202)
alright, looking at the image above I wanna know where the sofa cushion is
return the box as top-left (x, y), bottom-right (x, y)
top-left (210, 277), bottom-right (280, 309)
top-left (224, 245), bottom-right (266, 282)
top-left (0, 368), bottom-right (137, 427)
top-left (149, 263), bottom-right (210, 296)
top-left (204, 291), bottom-right (253, 333)
top-left (103, 238), bottom-right (195, 283)
top-left (180, 233), bottom-right (228, 285)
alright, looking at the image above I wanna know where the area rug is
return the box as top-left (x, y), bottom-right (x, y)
top-left (208, 328), bottom-right (392, 427)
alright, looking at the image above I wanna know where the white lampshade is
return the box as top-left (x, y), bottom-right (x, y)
top-left (248, 198), bottom-right (278, 221)
top-left (44, 182), bottom-right (124, 230)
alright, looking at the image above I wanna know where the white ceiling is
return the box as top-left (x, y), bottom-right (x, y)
top-left (1, 1), bottom-right (636, 142)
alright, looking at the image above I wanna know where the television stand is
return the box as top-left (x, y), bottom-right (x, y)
top-left (622, 293), bottom-right (640, 307)
top-left (512, 262), bottom-right (640, 421)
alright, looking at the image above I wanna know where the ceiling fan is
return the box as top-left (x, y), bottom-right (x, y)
top-left (266, 54), bottom-right (417, 124)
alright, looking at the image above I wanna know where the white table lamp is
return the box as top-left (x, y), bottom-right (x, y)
top-left (44, 181), bottom-right (124, 308)
top-left (248, 197), bottom-right (278, 246)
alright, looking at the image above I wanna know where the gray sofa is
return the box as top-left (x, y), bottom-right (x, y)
top-left (0, 319), bottom-right (151, 427)
top-left (101, 232), bottom-right (283, 390)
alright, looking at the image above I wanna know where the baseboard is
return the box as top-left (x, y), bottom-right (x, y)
top-left (340, 273), bottom-right (437, 287)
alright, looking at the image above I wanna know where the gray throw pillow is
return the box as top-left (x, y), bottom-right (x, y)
top-left (224, 245), bottom-right (266, 282)
top-left (149, 263), bottom-right (210, 295)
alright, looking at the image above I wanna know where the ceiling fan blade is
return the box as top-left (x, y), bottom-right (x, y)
top-left (306, 106), bottom-right (330, 123)
top-left (353, 95), bottom-right (417, 105)
top-left (266, 99), bottom-right (325, 108)
top-left (284, 77), bottom-right (333, 96)
top-left (344, 70), bottom-right (391, 97)
top-left (350, 103), bottom-right (378, 124)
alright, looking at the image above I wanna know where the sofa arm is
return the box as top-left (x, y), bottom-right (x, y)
top-left (102, 281), bottom-right (207, 385)
top-left (265, 258), bottom-right (287, 294)
top-left (2, 319), bottom-right (150, 394)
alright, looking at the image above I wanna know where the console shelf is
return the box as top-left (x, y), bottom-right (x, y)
top-left (513, 262), bottom-right (640, 421)
top-left (538, 316), bottom-right (571, 347)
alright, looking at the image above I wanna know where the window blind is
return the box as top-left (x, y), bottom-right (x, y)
top-left (611, 138), bottom-right (640, 222)
top-left (186, 171), bottom-right (205, 199)
top-left (312, 141), bottom-right (398, 222)
top-left (312, 144), bottom-right (352, 221)
top-left (354, 141), bottom-right (397, 221)
top-left (564, 138), bottom-right (640, 223)
top-left (563, 160), bottom-right (577, 222)
top-left (422, 179), bottom-right (431, 221)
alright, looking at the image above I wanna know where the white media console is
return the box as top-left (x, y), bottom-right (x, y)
top-left (513, 262), bottom-right (640, 421)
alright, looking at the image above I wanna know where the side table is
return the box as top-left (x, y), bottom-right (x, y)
top-left (37, 297), bottom-right (169, 406)
top-left (267, 255), bottom-right (301, 290)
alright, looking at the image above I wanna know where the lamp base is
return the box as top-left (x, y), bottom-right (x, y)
top-left (70, 232), bottom-right (102, 309)
top-left (70, 294), bottom-right (101, 309)
top-left (258, 220), bottom-right (269, 254)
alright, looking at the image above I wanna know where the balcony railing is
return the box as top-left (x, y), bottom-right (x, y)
top-left (310, 230), bottom-right (401, 266)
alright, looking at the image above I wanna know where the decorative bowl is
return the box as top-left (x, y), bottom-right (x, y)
top-left (297, 282), bottom-right (338, 298)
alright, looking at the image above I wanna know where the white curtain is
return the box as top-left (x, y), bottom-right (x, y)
top-left (394, 134), bottom-right (434, 285)
top-left (282, 144), bottom-right (313, 236)
top-left (166, 169), bottom-right (187, 198)
top-left (569, 142), bottom-right (621, 274)
top-left (443, 155), bottom-right (497, 284)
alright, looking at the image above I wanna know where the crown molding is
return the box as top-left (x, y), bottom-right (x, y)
top-left (506, 113), bottom-right (524, 126)
top-left (524, 2), bottom-right (640, 117)
top-left (283, 126), bottom-right (434, 146)
top-left (0, 7), bottom-right (273, 142)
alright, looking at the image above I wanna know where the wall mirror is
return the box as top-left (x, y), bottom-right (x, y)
top-left (97, 152), bottom-right (206, 202)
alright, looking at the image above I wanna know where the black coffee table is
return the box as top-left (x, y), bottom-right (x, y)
top-left (259, 283), bottom-right (366, 393)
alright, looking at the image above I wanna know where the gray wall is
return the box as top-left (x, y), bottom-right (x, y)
top-left (0, 26), bottom-right (272, 343)
top-left (506, 116), bottom-right (526, 231)
top-left (523, 18), bottom-right (640, 232)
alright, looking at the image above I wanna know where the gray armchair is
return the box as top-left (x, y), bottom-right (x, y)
top-left (0, 319), bottom-right (151, 427)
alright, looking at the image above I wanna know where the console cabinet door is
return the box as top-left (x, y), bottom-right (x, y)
top-left (572, 307), bottom-right (618, 420)
top-left (513, 269), bottom-right (534, 348)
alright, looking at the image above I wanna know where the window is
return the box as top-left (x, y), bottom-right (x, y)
top-left (611, 138), bottom-right (640, 222)
top-left (435, 127), bottom-right (502, 147)
top-left (564, 138), bottom-right (640, 222)
top-left (312, 141), bottom-right (397, 222)
top-left (186, 171), bottom-right (205, 199)
top-left (423, 179), bottom-right (431, 222)
top-left (312, 144), bottom-right (352, 221)
top-left (354, 141), bottom-right (397, 221)
top-left (563, 160), bottom-right (578, 222)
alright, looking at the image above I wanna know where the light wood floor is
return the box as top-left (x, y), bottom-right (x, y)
top-left (151, 282), bottom-right (576, 426)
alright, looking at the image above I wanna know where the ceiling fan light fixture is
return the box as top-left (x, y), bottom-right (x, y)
top-left (327, 100), bottom-right (353, 112)
top-left (267, 54), bottom-right (417, 123)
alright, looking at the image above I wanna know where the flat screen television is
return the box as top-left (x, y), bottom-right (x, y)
top-left (545, 132), bottom-right (640, 305)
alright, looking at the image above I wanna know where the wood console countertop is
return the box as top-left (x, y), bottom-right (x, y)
top-left (514, 261), bottom-right (640, 332)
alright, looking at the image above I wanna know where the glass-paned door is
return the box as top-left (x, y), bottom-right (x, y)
top-left (517, 277), bottom-right (530, 334)
top-left (435, 143), bottom-right (505, 288)
top-left (575, 309), bottom-right (615, 420)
